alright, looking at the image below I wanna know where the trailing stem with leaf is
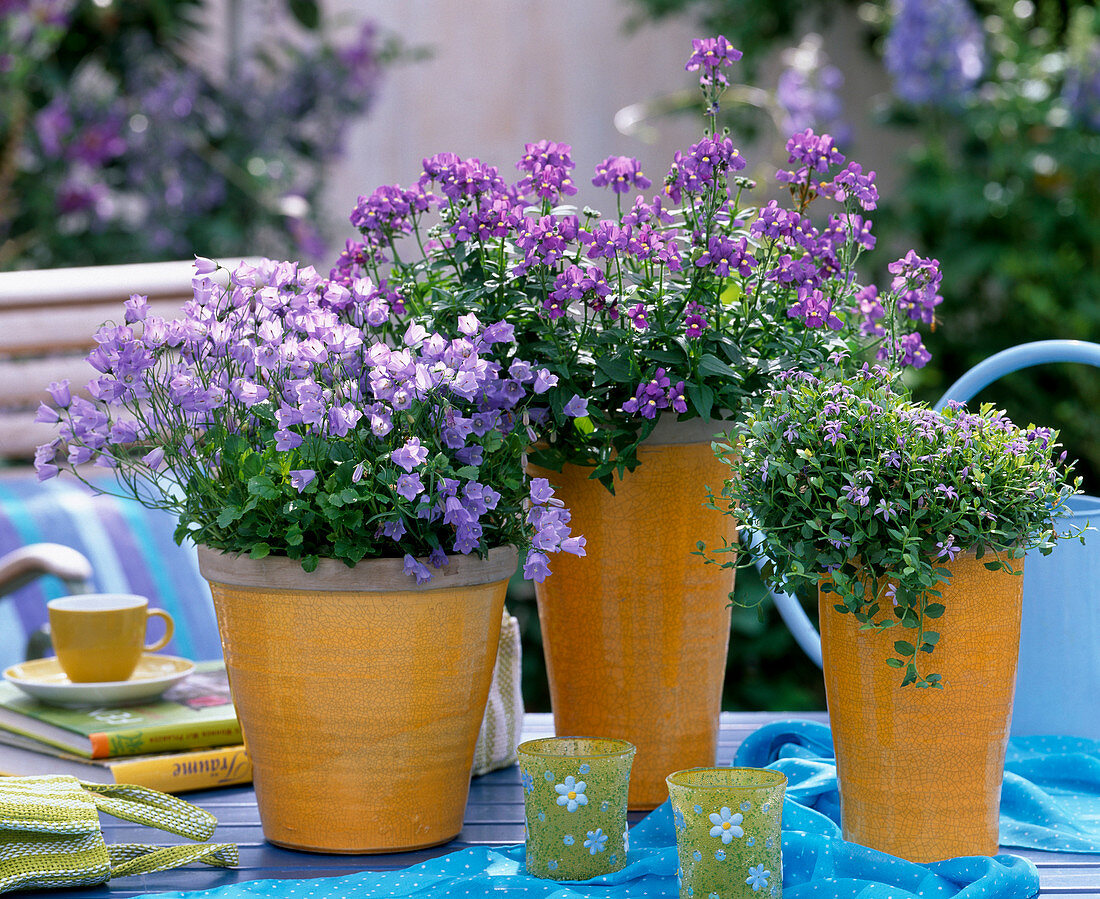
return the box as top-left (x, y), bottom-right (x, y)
top-left (330, 36), bottom-right (937, 489)
top-left (707, 361), bottom-right (1083, 687)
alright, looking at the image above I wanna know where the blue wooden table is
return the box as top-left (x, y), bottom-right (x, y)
top-left (21, 712), bottom-right (1099, 897)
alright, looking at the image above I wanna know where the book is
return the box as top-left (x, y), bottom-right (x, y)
top-left (0, 729), bottom-right (251, 793)
top-left (0, 660), bottom-right (242, 759)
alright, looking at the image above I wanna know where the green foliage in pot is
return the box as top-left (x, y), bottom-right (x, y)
top-left (707, 360), bottom-right (1083, 687)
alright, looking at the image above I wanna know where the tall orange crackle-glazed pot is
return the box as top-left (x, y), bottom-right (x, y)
top-left (530, 417), bottom-right (737, 809)
top-left (197, 545), bottom-right (515, 854)
top-left (820, 551), bottom-right (1024, 863)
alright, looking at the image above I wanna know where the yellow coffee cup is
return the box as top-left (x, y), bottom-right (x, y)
top-left (47, 594), bottom-right (174, 683)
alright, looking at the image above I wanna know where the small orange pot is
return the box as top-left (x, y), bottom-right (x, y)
top-left (198, 545), bottom-right (515, 853)
top-left (820, 552), bottom-right (1024, 862)
top-left (530, 419), bottom-right (737, 809)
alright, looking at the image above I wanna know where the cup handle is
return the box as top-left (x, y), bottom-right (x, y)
top-left (144, 608), bottom-right (175, 652)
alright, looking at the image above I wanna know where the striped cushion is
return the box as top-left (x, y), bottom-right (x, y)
top-left (0, 473), bottom-right (223, 671)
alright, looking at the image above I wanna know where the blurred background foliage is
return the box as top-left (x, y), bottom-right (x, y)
top-left (0, 0), bottom-right (410, 270)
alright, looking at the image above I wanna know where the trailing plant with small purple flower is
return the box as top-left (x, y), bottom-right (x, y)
top-left (33, 258), bottom-right (583, 581)
top-left (707, 360), bottom-right (1082, 687)
top-left (331, 36), bottom-right (939, 486)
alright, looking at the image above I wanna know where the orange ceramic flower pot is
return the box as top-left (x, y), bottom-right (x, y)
top-left (530, 419), bottom-right (736, 809)
top-left (197, 545), bottom-right (515, 854)
top-left (819, 552), bottom-right (1024, 862)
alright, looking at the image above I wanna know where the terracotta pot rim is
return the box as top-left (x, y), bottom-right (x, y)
top-left (665, 767), bottom-right (788, 790)
top-left (197, 543), bottom-right (519, 591)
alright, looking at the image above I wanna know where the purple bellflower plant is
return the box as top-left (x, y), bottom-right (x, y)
top-left (705, 359), bottom-right (1082, 687)
top-left (330, 36), bottom-right (941, 487)
top-left (34, 258), bottom-right (584, 582)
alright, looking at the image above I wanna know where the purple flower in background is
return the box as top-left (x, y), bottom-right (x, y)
top-left (776, 35), bottom-right (850, 146)
top-left (627, 303), bottom-right (649, 331)
top-left (1064, 42), bottom-right (1100, 131)
top-left (885, 0), bottom-right (985, 107)
top-left (878, 332), bottom-right (932, 369)
top-left (592, 156), bottom-right (652, 194)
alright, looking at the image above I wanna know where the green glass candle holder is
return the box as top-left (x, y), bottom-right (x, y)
top-left (666, 767), bottom-right (787, 899)
top-left (516, 737), bottom-right (636, 880)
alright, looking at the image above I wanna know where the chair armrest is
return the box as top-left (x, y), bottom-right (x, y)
top-left (0, 543), bottom-right (93, 598)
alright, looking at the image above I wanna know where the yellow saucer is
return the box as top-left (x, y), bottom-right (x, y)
top-left (3, 654), bottom-right (195, 708)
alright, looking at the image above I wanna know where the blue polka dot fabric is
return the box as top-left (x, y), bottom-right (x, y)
top-left (132, 718), bottom-right (1100, 899)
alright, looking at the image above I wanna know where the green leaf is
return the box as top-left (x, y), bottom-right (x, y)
top-left (924, 603), bottom-right (946, 619)
top-left (885, 658), bottom-right (904, 668)
top-left (698, 353), bottom-right (739, 380)
top-left (249, 542), bottom-right (271, 560)
top-left (455, 466), bottom-right (480, 480)
top-left (216, 506), bottom-right (243, 528)
top-left (247, 475), bottom-right (280, 500)
top-left (286, 0), bottom-right (320, 28)
top-left (685, 382), bottom-right (714, 420)
top-left (573, 415), bottom-right (595, 435)
top-left (894, 640), bottom-right (916, 656)
top-left (596, 353), bottom-right (632, 382)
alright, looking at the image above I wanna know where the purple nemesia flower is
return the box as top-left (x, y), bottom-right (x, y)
top-left (627, 303), bottom-right (649, 331)
top-left (516, 139), bottom-right (577, 201)
top-left (684, 35), bottom-right (742, 86)
top-left (684, 301), bottom-right (708, 338)
top-left (592, 156), bottom-right (652, 194)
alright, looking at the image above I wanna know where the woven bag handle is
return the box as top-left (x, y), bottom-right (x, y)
top-left (107, 842), bottom-right (238, 879)
top-left (81, 782), bottom-right (218, 842)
